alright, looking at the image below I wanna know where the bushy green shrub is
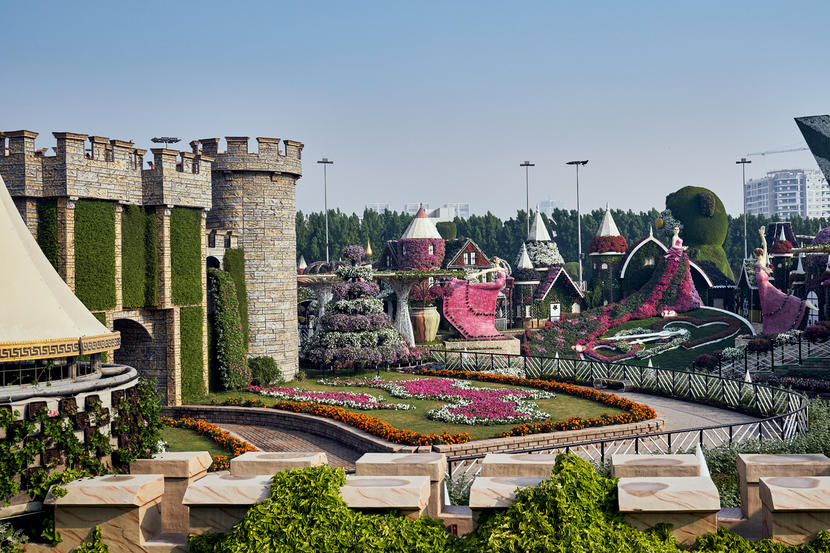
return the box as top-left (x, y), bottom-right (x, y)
top-left (121, 205), bottom-right (158, 308)
top-left (249, 356), bottom-right (282, 386)
top-left (0, 521), bottom-right (27, 553)
top-left (74, 199), bottom-right (116, 310)
top-left (170, 207), bottom-right (202, 305)
top-left (436, 221), bottom-right (457, 240)
top-left (181, 306), bottom-right (206, 401)
top-left (208, 269), bottom-right (250, 390)
top-left (222, 249), bottom-right (248, 348)
top-left (36, 199), bottom-right (58, 270)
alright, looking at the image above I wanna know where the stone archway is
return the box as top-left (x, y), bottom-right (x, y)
top-left (113, 318), bottom-right (167, 400)
top-left (207, 256), bottom-right (221, 270)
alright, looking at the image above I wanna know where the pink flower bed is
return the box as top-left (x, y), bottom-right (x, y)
top-left (322, 377), bottom-right (554, 425)
top-left (247, 385), bottom-right (412, 410)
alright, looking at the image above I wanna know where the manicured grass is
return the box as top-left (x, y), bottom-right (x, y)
top-left (198, 371), bottom-right (626, 441)
top-left (162, 427), bottom-right (232, 457)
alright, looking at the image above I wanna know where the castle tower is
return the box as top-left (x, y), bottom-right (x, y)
top-left (204, 137), bottom-right (303, 378)
top-left (588, 204), bottom-right (628, 305)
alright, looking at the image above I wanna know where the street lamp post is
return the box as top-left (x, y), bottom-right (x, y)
top-left (317, 157), bottom-right (334, 263)
top-left (566, 160), bottom-right (589, 287)
top-left (520, 161), bottom-right (535, 235)
top-left (736, 157), bottom-right (752, 260)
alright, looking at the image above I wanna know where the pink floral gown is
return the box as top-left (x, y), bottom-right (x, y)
top-left (755, 264), bottom-right (806, 335)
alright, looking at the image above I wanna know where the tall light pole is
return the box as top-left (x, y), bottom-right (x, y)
top-left (317, 157), bottom-right (334, 263)
top-left (736, 157), bottom-right (752, 260)
top-left (520, 161), bottom-right (535, 235)
top-left (566, 160), bottom-right (589, 287)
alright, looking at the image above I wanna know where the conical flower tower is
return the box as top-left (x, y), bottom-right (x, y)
top-left (588, 204), bottom-right (628, 305)
top-left (524, 208), bottom-right (564, 275)
top-left (512, 242), bottom-right (539, 325)
top-left (397, 206), bottom-right (445, 269)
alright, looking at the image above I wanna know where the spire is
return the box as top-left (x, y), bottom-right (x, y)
top-left (649, 226), bottom-right (654, 238)
top-left (595, 203), bottom-right (621, 237)
top-left (794, 253), bottom-right (805, 275)
top-left (365, 239), bottom-right (373, 257)
top-left (400, 206), bottom-right (442, 239)
top-left (298, 255), bottom-right (307, 270)
top-left (528, 209), bottom-right (552, 242)
top-left (515, 243), bottom-right (533, 270)
top-left (778, 225), bottom-right (787, 242)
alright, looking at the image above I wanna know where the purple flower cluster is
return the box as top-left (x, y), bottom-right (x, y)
top-left (247, 385), bottom-right (411, 410)
top-left (332, 280), bottom-right (380, 300)
top-left (302, 343), bottom-right (410, 369)
top-left (319, 312), bottom-right (391, 332)
top-left (341, 245), bottom-right (365, 264)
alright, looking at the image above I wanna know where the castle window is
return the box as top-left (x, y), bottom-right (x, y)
top-left (428, 243), bottom-right (434, 255)
top-left (645, 257), bottom-right (655, 266)
top-left (601, 263), bottom-right (608, 270)
top-left (208, 233), bottom-right (216, 248)
top-left (465, 252), bottom-right (475, 265)
top-left (194, 159), bottom-right (200, 174)
top-left (402, 245), bottom-right (407, 255)
top-left (105, 148), bottom-right (114, 162)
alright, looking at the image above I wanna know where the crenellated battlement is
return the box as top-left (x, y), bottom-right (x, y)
top-left (0, 130), bottom-right (212, 208)
top-left (198, 136), bottom-right (303, 177)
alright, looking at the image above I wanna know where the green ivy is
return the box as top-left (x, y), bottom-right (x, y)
top-left (110, 379), bottom-right (163, 467)
top-left (36, 199), bottom-right (58, 270)
top-left (121, 205), bottom-right (158, 308)
top-left (74, 200), bottom-right (116, 310)
top-left (170, 207), bottom-right (202, 305)
top-left (71, 526), bottom-right (109, 553)
top-left (222, 248), bottom-right (248, 348)
top-left (181, 306), bottom-right (206, 402)
top-left (208, 269), bottom-right (249, 390)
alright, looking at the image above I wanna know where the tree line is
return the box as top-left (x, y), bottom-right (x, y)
top-left (297, 208), bottom-right (830, 278)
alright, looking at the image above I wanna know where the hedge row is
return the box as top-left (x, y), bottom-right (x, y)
top-left (180, 305), bottom-right (205, 402)
top-left (170, 207), bottom-right (202, 306)
top-left (121, 205), bottom-right (158, 308)
top-left (74, 199), bottom-right (116, 310)
top-left (222, 248), bottom-right (249, 348)
top-left (36, 199), bottom-right (58, 270)
top-left (208, 268), bottom-right (249, 390)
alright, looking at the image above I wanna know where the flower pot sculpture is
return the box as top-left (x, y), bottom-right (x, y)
top-left (410, 305), bottom-right (440, 343)
top-left (442, 261), bottom-right (508, 340)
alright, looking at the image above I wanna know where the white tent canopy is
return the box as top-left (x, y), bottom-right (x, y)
top-left (0, 174), bottom-right (119, 362)
top-left (400, 206), bottom-right (442, 240)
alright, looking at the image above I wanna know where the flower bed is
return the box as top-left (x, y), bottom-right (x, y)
top-left (413, 367), bottom-right (657, 436)
top-left (247, 385), bottom-right (413, 410)
top-left (321, 377), bottom-right (554, 425)
top-left (161, 417), bottom-right (257, 471)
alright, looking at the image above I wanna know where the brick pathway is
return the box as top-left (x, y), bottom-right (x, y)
top-left (219, 423), bottom-right (362, 470)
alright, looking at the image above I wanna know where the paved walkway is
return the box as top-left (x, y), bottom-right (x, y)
top-left (615, 391), bottom-right (760, 431)
top-left (219, 423), bottom-right (362, 470)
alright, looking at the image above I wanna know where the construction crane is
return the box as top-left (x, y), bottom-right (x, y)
top-left (746, 147), bottom-right (808, 157)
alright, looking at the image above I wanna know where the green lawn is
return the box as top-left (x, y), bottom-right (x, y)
top-left (198, 371), bottom-right (625, 441)
top-left (162, 427), bottom-right (232, 457)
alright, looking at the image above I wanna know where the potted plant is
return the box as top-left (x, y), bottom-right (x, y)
top-left (409, 280), bottom-right (444, 343)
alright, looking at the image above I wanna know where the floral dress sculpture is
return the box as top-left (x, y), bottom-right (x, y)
top-left (754, 226), bottom-right (814, 335)
top-left (442, 258), bottom-right (509, 340)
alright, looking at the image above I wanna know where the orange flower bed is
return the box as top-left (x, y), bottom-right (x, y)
top-left (161, 417), bottom-right (257, 471)
top-left (414, 367), bottom-right (657, 438)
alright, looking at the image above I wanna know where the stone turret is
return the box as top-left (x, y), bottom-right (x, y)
top-left (588, 205), bottom-right (628, 305)
top-left (205, 136), bottom-right (303, 378)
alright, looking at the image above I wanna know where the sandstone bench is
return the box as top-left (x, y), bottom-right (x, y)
top-left (339, 475), bottom-right (431, 519)
top-left (182, 472), bottom-right (272, 535)
top-left (760, 475), bottom-right (830, 545)
top-left (230, 451), bottom-right (327, 476)
top-left (611, 454), bottom-right (701, 478)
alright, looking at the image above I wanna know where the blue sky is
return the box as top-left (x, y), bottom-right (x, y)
top-left (2, 1), bottom-right (828, 217)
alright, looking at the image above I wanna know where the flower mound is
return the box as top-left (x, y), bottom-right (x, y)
top-left (162, 417), bottom-right (257, 471)
top-left (247, 385), bottom-right (413, 410)
top-left (324, 377), bottom-right (554, 425)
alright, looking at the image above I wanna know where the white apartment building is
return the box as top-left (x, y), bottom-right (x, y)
top-left (744, 169), bottom-right (828, 218)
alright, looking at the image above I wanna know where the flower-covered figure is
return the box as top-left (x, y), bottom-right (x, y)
top-left (301, 262), bottom-right (410, 369)
top-left (754, 226), bottom-right (817, 335)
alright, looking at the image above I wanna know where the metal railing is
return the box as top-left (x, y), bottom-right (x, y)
top-left (427, 349), bottom-right (810, 479)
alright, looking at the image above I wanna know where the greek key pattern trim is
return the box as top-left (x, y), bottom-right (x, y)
top-left (0, 332), bottom-right (120, 362)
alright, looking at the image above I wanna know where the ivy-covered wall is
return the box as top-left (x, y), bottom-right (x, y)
top-left (208, 268), bottom-right (249, 390)
top-left (180, 305), bottom-right (205, 402)
top-left (170, 207), bottom-right (202, 306)
top-left (222, 248), bottom-right (249, 348)
top-left (121, 205), bottom-right (158, 309)
top-left (75, 199), bottom-right (116, 311)
top-left (36, 199), bottom-right (58, 269)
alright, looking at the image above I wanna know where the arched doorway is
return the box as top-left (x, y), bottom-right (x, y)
top-left (207, 256), bottom-right (220, 270)
top-left (113, 318), bottom-right (163, 386)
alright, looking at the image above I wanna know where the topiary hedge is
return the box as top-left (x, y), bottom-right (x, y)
top-left (36, 199), bottom-right (58, 270)
top-left (170, 207), bottom-right (202, 306)
top-left (208, 268), bottom-right (250, 390)
top-left (180, 305), bottom-right (206, 402)
top-left (121, 205), bottom-right (159, 308)
top-left (222, 248), bottom-right (248, 348)
top-left (74, 199), bottom-right (116, 310)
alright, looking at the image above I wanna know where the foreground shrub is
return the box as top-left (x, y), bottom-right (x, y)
top-left (248, 356), bottom-right (282, 386)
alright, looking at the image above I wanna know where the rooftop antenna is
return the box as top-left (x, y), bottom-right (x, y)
top-left (151, 137), bottom-right (181, 149)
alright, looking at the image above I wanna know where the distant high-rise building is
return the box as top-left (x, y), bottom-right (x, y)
top-left (744, 169), bottom-right (828, 219)
top-left (425, 203), bottom-right (470, 222)
top-left (365, 203), bottom-right (391, 212)
top-left (404, 202), bottom-right (429, 215)
top-left (539, 199), bottom-right (564, 217)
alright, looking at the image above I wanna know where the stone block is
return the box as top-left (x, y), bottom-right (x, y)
top-left (183, 472), bottom-right (272, 535)
top-left (617, 477), bottom-right (720, 546)
top-left (469, 476), bottom-right (545, 509)
top-left (44, 474), bottom-right (164, 552)
top-left (611, 454), bottom-right (701, 478)
top-left (355, 453), bottom-right (447, 517)
top-left (339, 475), bottom-right (430, 514)
top-left (130, 451), bottom-right (212, 534)
top-left (479, 453), bottom-right (558, 478)
top-left (760, 476), bottom-right (830, 545)
top-left (440, 505), bottom-right (474, 536)
top-left (230, 451), bottom-right (327, 476)
top-left (738, 454), bottom-right (830, 524)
